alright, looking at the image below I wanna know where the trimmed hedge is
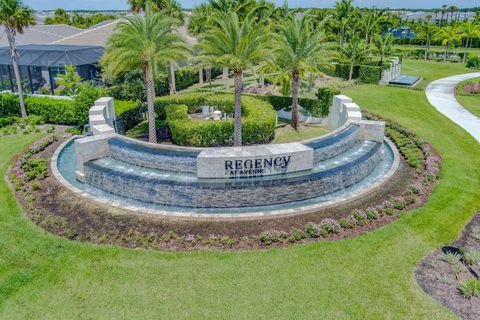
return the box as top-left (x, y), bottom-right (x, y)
top-left (107, 68), bottom-right (223, 101)
top-left (255, 94), bottom-right (333, 118)
top-left (0, 92), bottom-right (140, 127)
top-left (334, 63), bottom-right (386, 84)
top-left (161, 92), bottom-right (276, 147)
top-left (0, 94), bottom-right (80, 125)
top-left (25, 97), bottom-right (78, 125)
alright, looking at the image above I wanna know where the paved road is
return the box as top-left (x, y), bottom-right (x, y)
top-left (426, 72), bottom-right (480, 143)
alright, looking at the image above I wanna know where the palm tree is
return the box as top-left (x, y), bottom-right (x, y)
top-left (440, 4), bottom-right (447, 27)
top-left (449, 6), bottom-right (458, 23)
top-left (375, 33), bottom-right (395, 63)
top-left (339, 33), bottom-right (370, 81)
top-left (0, 0), bottom-right (35, 118)
top-left (273, 13), bottom-right (326, 129)
top-left (361, 8), bottom-right (384, 44)
top-left (128, 0), bottom-right (184, 22)
top-left (198, 12), bottom-right (270, 146)
top-left (461, 21), bottom-right (480, 63)
top-left (335, 0), bottom-right (353, 48)
top-left (437, 26), bottom-right (461, 62)
top-left (418, 20), bottom-right (438, 60)
top-left (102, 7), bottom-right (187, 143)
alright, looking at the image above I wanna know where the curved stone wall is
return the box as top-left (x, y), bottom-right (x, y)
top-left (58, 94), bottom-right (396, 217)
top-left (83, 141), bottom-right (384, 208)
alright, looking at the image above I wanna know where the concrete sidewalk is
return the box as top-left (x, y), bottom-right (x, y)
top-left (426, 72), bottom-right (480, 143)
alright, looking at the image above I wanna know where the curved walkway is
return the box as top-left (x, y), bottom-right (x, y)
top-left (426, 72), bottom-right (480, 143)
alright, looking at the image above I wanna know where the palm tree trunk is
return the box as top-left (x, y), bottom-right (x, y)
top-left (223, 67), bottom-right (229, 91)
top-left (291, 69), bottom-right (300, 130)
top-left (308, 72), bottom-right (313, 95)
top-left (144, 64), bottom-right (157, 144)
top-left (199, 67), bottom-right (204, 85)
top-left (167, 63), bottom-right (176, 95)
top-left (349, 63), bottom-right (354, 81)
top-left (462, 37), bottom-right (469, 63)
top-left (207, 67), bottom-right (212, 88)
top-left (233, 70), bottom-right (242, 147)
top-left (7, 30), bottom-right (27, 118)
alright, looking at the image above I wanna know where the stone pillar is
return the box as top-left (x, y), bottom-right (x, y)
top-left (327, 95), bottom-right (352, 130)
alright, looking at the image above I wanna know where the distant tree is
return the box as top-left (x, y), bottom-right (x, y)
top-left (360, 8), bottom-right (385, 44)
top-left (187, 3), bottom-right (213, 36)
top-left (56, 65), bottom-right (82, 96)
top-left (339, 33), bottom-right (370, 81)
top-left (449, 5), bottom-right (458, 22)
top-left (102, 7), bottom-right (187, 143)
top-left (128, 0), bottom-right (184, 22)
top-left (375, 33), bottom-right (395, 63)
top-left (0, 0), bottom-right (36, 118)
top-left (418, 21), bottom-right (438, 60)
top-left (440, 4), bottom-right (447, 27)
top-left (273, 13), bottom-right (327, 129)
top-left (460, 21), bottom-right (480, 63)
top-left (437, 26), bottom-right (461, 61)
top-left (335, 0), bottom-right (354, 48)
top-left (198, 11), bottom-right (270, 146)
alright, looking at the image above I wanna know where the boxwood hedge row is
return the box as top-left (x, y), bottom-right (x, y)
top-left (0, 92), bottom-right (141, 127)
top-left (161, 92), bottom-right (276, 147)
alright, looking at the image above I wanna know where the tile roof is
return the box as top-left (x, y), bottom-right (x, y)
top-left (0, 24), bottom-right (82, 47)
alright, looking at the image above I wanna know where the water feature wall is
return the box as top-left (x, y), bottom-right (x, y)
top-left (83, 139), bottom-right (384, 208)
top-left (67, 95), bottom-right (392, 212)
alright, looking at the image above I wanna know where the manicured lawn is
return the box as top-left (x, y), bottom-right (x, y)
top-left (274, 124), bottom-right (330, 143)
top-left (455, 77), bottom-right (480, 117)
top-left (402, 59), bottom-right (472, 90)
top-left (1, 60), bottom-right (480, 319)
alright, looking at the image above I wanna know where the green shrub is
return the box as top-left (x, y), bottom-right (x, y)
top-left (463, 251), bottom-right (480, 266)
top-left (358, 65), bottom-right (384, 84)
top-left (21, 158), bottom-right (48, 181)
top-left (114, 99), bottom-right (140, 115)
top-left (0, 115), bottom-right (19, 128)
top-left (0, 94), bottom-right (21, 117)
top-left (72, 83), bottom-right (106, 125)
top-left (458, 278), bottom-right (480, 299)
top-left (162, 92), bottom-right (276, 147)
top-left (24, 97), bottom-right (77, 125)
top-left (466, 56), bottom-right (480, 70)
top-left (334, 63), bottom-right (387, 84)
top-left (257, 94), bottom-right (331, 118)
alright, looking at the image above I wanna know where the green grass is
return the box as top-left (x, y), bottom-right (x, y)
top-left (402, 59), bottom-right (473, 90)
top-left (0, 60), bottom-right (480, 318)
top-left (455, 77), bottom-right (480, 117)
top-left (274, 124), bottom-right (330, 143)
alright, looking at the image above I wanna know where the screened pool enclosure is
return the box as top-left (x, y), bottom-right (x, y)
top-left (0, 44), bottom-right (104, 95)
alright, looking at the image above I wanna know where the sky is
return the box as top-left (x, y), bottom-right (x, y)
top-left (24, 0), bottom-right (479, 11)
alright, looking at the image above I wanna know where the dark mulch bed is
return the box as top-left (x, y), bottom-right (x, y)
top-left (415, 213), bottom-right (480, 320)
top-left (7, 133), bottom-right (437, 251)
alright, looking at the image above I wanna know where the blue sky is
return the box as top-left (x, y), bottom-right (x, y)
top-left (24, 0), bottom-right (479, 10)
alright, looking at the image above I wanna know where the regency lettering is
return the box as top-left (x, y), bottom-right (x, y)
top-left (225, 156), bottom-right (291, 171)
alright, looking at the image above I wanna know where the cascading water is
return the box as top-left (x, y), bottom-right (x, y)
top-left (55, 123), bottom-right (397, 215)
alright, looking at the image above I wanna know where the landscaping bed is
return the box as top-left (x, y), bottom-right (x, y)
top-left (8, 114), bottom-right (441, 251)
top-left (416, 213), bottom-right (480, 320)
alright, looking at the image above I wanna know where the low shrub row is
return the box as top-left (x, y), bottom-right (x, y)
top-left (161, 92), bottom-right (276, 147)
top-left (334, 63), bottom-right (389, 84)
top-left (0, 84), bottom-right (105, 125)
top-left (10, 134), bottom-right (58, 192)
top-left (0, 88), bottom-right (140, 128)
top-left (255, 89), bottom-right (335, 118)
top-left (259, 115), bottom-right (442, 246)
top-left (106, 67), bottom-right (223, 101)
